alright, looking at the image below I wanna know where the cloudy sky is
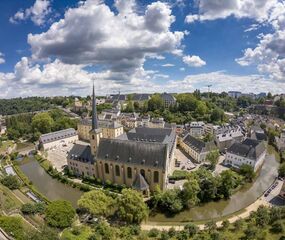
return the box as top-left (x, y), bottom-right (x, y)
top-left (0, 0), bottom-right (285, 98)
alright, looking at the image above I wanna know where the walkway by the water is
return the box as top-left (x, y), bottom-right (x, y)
top-left (142, 198), bottom-right (270, 231)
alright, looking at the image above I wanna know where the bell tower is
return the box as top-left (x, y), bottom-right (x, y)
top-left (89, 81), bottom-right (102, 155)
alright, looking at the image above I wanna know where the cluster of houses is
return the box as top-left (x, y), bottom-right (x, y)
top-left (177, 119), bottom-right (267, 171)
top-left (37, 88), bottom-right (275, 194)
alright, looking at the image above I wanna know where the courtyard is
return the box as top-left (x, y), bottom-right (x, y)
top-left (47, 140), bottom-right (88, 172)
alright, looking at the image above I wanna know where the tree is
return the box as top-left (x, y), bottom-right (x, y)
top-left (181, 176), bottom-right (200, 208)
top-left (28, 225), bottom-right (59, 240)
top-left (32, 112), bottom-right (54, 134)
top-left (148, 94), bottom-right (164, 111)
top-left (218, 170), bottom-right (241, 199)
top-left (205, 220), bottom-right (217, 233)
top-left (117, 189), bottom-right (148, 224)
top-left (78, 190), bottom-right (115, 217)
top-left (157, 189), bottom-right (183, 214)
top-left (279, 163), bottom-right (285, 177)
top-left (210, 108), bottom-right (224, 123)
top-left (1, 175), bottom-right (20, 190)
top-left (21, 202), bottom-right (46, 215)
top-left (206, 150), bottom-right (219, 170)
top-left (254, 206), bottom-right (270, 227)
top-left (184, 223), bottom-right (198, 237)
top-left (196, 101), bottom-right (208, 116)
top-left (45, 200), bottom-right (75, 228)
top-left (239, 164), bottom-right (256, 182)
top-left (271, 221), bottom-right (284, 234)
top-left (221, 220), bottom-right (230, 230)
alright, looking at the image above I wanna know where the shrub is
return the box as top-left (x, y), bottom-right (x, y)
top-left (148, 228), bottom-right (160, 238)
top-left (45, 200), bottom-right (75, 228)
top-left (1, 175), bottom-right (20, 190)
top-left (271, 221), bottom-right (284, 234)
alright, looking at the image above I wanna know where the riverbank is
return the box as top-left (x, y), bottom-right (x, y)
top-left (142, 197), bottom-right (270, 231)
top-left (147, 147), bottom-right (279, 225)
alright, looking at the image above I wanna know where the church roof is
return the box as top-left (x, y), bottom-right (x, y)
top-left (132, 173), bottom-right (149, 191)
top-left (97, 138), bottom-right (168, 170)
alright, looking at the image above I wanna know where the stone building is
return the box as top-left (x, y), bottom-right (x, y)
top-left (67, 85), bottom-right (176, 193)
top-left (225, 138), bottom-right (266, 172)
top-left (77, 119), bottom-right (123, 141)
top-left (179, 134), bottom-right (216, 162)
top-left (39, 128), bottom-right (78, 151)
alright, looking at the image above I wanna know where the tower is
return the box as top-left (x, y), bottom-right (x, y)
top-left (89, 82), bottom-right (102, 155)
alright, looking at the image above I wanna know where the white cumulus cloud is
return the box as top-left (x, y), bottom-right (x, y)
top-left (10, 0), bottom-right (51, 26)
top-left (183, 55), bottom-right (206, 67)
top-left (0, 53), bottom-right (5, 64)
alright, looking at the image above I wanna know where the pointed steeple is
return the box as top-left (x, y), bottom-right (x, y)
top-left (91, 81), bottom-right (98, 130)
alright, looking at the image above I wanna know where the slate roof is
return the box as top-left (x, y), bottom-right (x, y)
top-left (227, 138), bottom-right (266, 161)
top-left (39, 128), bottom-right (77, 144)
top-left (252, 131), bottom-right (267, 142)
top-left (97, 138), bottom-right (168, 170)
top-left (182, 134), bottom-right (216, 153)
top-left (133, 94), bottom-right (151, 101)
top-left (68, 144), bottom-right (94, 164)
top-left (161, 92), bottom-right (176, 101)
top-left (80, 118), bottom-right (122, 129)
top-left (132, 173), bottom-right (149, 191)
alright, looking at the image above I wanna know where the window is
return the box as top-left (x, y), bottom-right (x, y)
top-left (92, 135), bottom-right (95, 140)
top-left (127, 167), bottom-right (132, 179)
top-left (140, 169), bottom-right (145, 178)
top-left (154, 171), bottom-right (159, 183)
top-left (105, 163), bottom-right (109, 174)
top-left (115, 165), bottom-right (120, 177)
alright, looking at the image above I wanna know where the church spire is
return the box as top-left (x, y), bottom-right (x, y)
top-left (91, 81), bottom-right (98, 130)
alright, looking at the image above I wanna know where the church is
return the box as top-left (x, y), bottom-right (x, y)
top-left (67, 85), bottom-right (177, 193)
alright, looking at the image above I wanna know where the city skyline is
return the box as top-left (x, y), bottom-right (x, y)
top-left (0, 0), bottom-right (285, 98)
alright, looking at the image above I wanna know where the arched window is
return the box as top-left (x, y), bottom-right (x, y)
top-left (105, 163), bottom-right (109, 174)
top-left (92, 135), bottom-right (95, 140)
top-left (115, 165), bottom-right (120, 177)
top-left (140, 169), bottom-right (145, 178)
top-left (127, 167), bottom-right (132, 179)
top-left (154, 171), bottom-right (159, 183)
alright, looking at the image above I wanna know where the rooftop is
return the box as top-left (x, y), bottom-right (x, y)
top-left (227, 138), bottom-right (266, 160)
top-left (97, 138), bottom-right (168, 170)
top-left (39, 128), bottom-right (77, 144)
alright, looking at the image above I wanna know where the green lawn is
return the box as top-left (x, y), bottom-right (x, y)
top-left (0, 184), bottom-right (22, 213)
top-left (0, 141), bottom-right (14, 154)
top-left (61, 225), bottom-right (93, 240)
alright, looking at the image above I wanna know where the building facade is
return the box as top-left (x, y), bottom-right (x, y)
top-left (67, 85), bottom-right (176, 193)
top-left (77, 119), bottom-right (123, 141)
top-left (39, 128), bottom-right (78, 151)
top-left (225, 138), bottom-right (266, 172)
top-left (179, 134), bottom-right (216, 162)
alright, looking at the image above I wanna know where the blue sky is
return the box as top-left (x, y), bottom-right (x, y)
top-left (0, 0), bottom-right (284, 98)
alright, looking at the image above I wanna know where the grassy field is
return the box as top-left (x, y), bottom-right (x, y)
top-left (61, 225), bottom-right (93, 240)
top-left (0, 184), bottom-right (22, 213)
top-left (0, 141), bottom-right (14, 154)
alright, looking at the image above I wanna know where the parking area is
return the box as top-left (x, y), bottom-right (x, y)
top-left (173, 148), bottom-right (197, 172)
top-left (213, 155), bottom-right (228, 175)
top-left (264, 179), bottom-right (284, 205)
top-left (47, 140), bottom-right (88, 172)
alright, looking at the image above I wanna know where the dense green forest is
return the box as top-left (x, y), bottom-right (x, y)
top-left (5, 109), bottom-right (78, 141)
top-left (0, 97), bottom-right (72, 115)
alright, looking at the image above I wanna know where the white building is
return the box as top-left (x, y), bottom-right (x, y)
top-left (180, 134), bottom-right (217, 163)
top-left (228, 91), bottom-right (242, 99)
top-left (39, 128), bottom-right (78, 151)
top-left (225, 138), bottom-right (266, 172)
top-left (189, 121), bottom-right (205, 138)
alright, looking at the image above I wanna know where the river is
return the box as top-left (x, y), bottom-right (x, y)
top-left (19, 147), bottom-right (279, 222)
top-left (148, 147), bottom-right (279, 224)
top-left (19, 159), bottom-right (82, 207)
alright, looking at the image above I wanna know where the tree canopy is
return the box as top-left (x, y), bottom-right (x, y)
top-left (78, 190), bottom-right (115, 217)
top-left (117, 189), bottom-right (149, 224)
top-left (45, 200), bottom-right (75, 228)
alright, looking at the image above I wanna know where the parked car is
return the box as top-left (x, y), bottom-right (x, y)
top-left (169, 179), bottom-right (176, 184)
